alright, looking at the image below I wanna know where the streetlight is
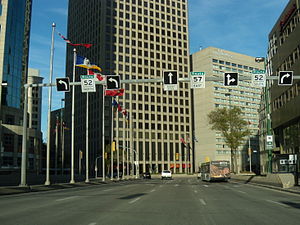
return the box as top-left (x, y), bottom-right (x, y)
top-left (255, 57), bottom-right (272, 173)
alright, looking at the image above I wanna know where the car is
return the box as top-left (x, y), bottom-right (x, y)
top-left (161, 170), bottom-right (172, 180)
top-left (142, 172), bottom-right (151, 179)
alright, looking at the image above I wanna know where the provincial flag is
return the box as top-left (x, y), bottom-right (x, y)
top-left (57, 32), bottom-right (92, 48)
top-left (88, 69), bottom-right (105, 81)
top-left (76, 55), bottom-right (102, 71)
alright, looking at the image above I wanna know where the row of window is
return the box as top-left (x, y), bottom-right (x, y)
top-left (279, 8), bottom-right (300, 46)
top-left (272, 82), bottom-right (300, 111)
top-left (212, 59), bottom-right (259, 71)
top-left (276, 44), bottom-right (300, 73)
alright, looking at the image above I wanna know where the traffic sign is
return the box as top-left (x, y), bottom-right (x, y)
top-left (278, 71), bottom-right (293, 86)
top-left (190, 72), bottom-right (205, 88)
top-left (266, 135), bottom-right (273, 148)
top-left (106, 75), bottom-right (121, 90)
top-left (56, 78), bottom-right (70, 92)
top-left (80, 75), bottom-right (96, 92)
top-left (163, 70), bottom-right (178, 91)
top-left (251, 70), bottom-right (266, 87)
top-left (224, 73), bottom-right (238, 86)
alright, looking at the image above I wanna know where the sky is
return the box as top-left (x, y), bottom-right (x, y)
top-left (28, 0), bottom-right (289, 141)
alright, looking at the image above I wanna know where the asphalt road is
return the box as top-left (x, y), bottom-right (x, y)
top-left (1, 177), bottom-right (300, 225)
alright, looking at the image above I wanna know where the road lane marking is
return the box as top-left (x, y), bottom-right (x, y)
top-left (103, 189), bottom-right (113, 192)
top-left (88, 223), bottom-right (97, 225)
top-left (175, 184), bottom-right (179, 187)
top-left (194, 190), bottom-right (198, 193)
top-left (129, 197), bottom-right (141, 204)
top-left (266, 200), bottom-right (287, 207)
top-left (203, 185), bottom-right (209, 187)
top-left (56, 196), bottom-right (79, 202)
top-left (237, 190), bottom-right (247, 194)
top-left (200, 199), bottom-right (207, 205)
top-left (149, 189), bottom-right (156, 193)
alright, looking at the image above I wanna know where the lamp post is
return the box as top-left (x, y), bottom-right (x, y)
top-left (255, 57), bottom-right (272, 173)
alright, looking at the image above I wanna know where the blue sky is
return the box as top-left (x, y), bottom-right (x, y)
top-left (28, 0), bottom-right (288, 141)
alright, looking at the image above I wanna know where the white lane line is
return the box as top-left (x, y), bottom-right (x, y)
top-left (203, 185), bottom-right (209, 187)
top-left (200, 199), bottom-right (207, 205)
top-left (237, 190), bottom-right (247, 194)
top-left (103, 189), bottom-right (113, 192)
top-left (88, 223), bottom-right (97, 225)
top-left (266, 200), bottom-right (287, 207)
top-left (55, 196), bottom-right (79, 202)
top-left (149, 189), bottom-right (156, 193)
top-left (129, 197), bottom-right (141, 204)
top-left (194, 190), bottom-right (198, 193)
top-left (175, 184), bottom-right (179, 187)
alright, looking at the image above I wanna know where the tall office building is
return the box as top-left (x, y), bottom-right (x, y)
top-left (0, 0), bottom-right (36, 170)
top-left (65, 0), bottom-right (192, 175)
top-left (267, 0), bottom-right (300, 171)
top-left (191, 47), bottom-right (263, 173)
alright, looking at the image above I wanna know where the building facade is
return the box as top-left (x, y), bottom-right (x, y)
top-left (267, 0), bottom-right (300, 172)
top-left (0, 0), bottom-right (36, 170)
top-left (191, 47), bottom-right (263, 173)
top-left (65, 0), bottom-right (192, 175)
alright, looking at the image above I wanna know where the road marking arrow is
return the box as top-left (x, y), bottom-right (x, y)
top-left (58, 80), bottom-right (68, 90)
top-left (109, 77), bottom-right (119, 88)
top-left (281, 73), bottom-right (290, 84)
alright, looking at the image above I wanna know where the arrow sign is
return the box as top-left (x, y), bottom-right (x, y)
top-left (56, 78), bottom-right (70, 92)
top-left (106, 75), bottom-right (121, 90)
top-left (278, 71), bottom-right (293, 86)
top-left (224, 73), bottom-right (238, 86)
top-left (163, 71), bottom-right (178, 91)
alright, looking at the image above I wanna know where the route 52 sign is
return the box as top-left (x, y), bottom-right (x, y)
top-left (80, 75), bottom-right (96, 92)
top-left (251, 70), bottom-right (266, 87)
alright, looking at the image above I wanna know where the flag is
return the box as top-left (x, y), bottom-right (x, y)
top-left (88, 69), bottom-right (105, 81)
top-left (105, 89), bottom-right (125, 96)
top-left (117, 104), bottom-right (122, 112)
top-left (112, 99), bottom-right (118, 107)
top-left (180, 137), bottom-right (187, 145)
top-left (57, 32), bottom-right (92, 48)
top-left (76, 55), bottom-right (102, 71)
top-left (122, 109), bottom-right (127, 116)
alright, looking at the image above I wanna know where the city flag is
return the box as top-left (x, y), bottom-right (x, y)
top-left (57, 32), bottom-right (92, 48)
top-left (76, 55), bottom-right (102, 71)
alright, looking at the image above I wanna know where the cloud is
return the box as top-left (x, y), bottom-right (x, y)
top-left (45, 8), bottom-right (68, 17)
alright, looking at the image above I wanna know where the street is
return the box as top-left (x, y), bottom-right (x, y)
top-left (1, 177), bottom-right (300, 225)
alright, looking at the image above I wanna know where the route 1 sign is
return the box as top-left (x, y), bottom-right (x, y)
top-left (251, 70), bottom-right (266, 87)
top-left (80, 75), bottom-right (96, 92)
top-left (190, 72), bottom-right (205, 88)
top-left (163, 71), bottom-right (178, 91)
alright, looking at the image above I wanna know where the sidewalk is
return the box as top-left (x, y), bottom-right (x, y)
top-left (230, 174), bottom-right (300, 195)
top-left (0, 177), bottom-right (138, 196)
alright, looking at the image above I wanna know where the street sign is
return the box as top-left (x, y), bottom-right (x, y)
top-left (106, 75), bottom-right (121, 90)
top-left (278, 71), bottom-right (293, 86)
top-left (163, 70), bottom-right (178, 91)
top-left (266, 135), bottom-right (273, 148)
top-left (190, 72), bottom-right (205, 88)
top-left (224, 73), bottom-right (238, 86)
top-left (251, 70), bottom-right (266, 87)
top-left (80, 75), bottom-right (96, 92)
top-left (56, 78), bottom-right (70, 92)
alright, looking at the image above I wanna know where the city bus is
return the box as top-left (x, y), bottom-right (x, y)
top-left (199, 160), bottom-right (230, 182)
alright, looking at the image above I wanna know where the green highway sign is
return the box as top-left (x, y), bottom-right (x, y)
top-left (190, 72), bottom-right (205, 76)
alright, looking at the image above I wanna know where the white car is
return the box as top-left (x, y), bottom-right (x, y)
top-left (161, 170), bottom-right (172, 180)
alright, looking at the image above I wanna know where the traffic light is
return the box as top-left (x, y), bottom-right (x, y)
top-left (175, 153), bottom-right (179, 161)
top-left (104, 152), bottom-right (108, 159)
top-left (111, 141), bottom-right (116, 152)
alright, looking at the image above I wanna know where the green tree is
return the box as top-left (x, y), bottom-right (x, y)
top-left (207, 106), bottom-right (250, 173)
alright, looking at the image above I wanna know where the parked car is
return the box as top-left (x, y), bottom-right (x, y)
top-left (142, 172), bottom-right (151, 179)
top-left (161, 170), bottom-right (172, 180)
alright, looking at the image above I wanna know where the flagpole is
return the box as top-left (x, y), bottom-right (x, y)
top-left (45, 23), bottom-right (55, 186)
top-left (111, 98), bottom-right (114, 180)
top-left (85, 69), bottom-right (90, 183)
top-left (126, 117), bottom-right (129, 179)
top-left (70, 48), bottom-right (76, 184)
top-left (102, 88), bottom-right (105, 182)
top-left (122, 114), bottom-right (125, 180)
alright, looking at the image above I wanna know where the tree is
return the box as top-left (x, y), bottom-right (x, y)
top-left (207, 106), bottom-right (250, 173)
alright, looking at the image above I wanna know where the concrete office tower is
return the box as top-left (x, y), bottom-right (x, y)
top-left (0, 0), bottom-right (34, 170)
top-left (266, 0), bottom-right (300, 172)
top-left (65, 0), bottom-right (192, 175)
top-left (191, 47), bottom-right (264, 173)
